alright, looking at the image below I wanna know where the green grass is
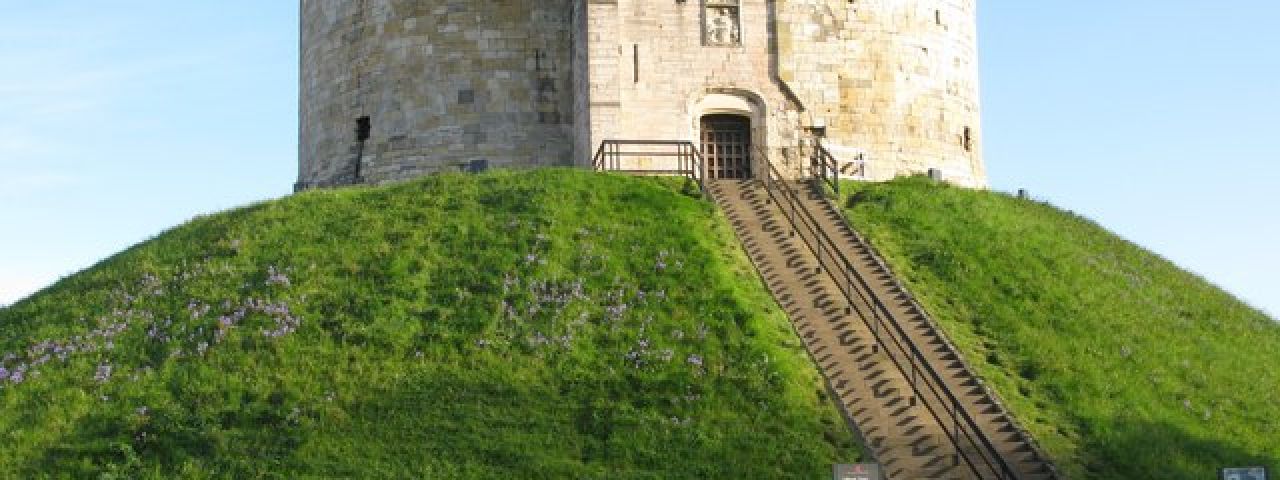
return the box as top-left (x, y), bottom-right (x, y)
top-left (0, 169), bottom-right (859, 478)
top-left (838, 177), bottom-right (1279, 479)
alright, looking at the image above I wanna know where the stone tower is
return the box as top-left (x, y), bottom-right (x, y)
top-left (298, 0), bottom-right (985, 189)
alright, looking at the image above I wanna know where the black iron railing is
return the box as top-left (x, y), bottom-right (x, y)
top-left (811, 144), bottom-right (869, 196)
top-left (758, 150), bottom-right (1022, 480)
top-left (593, 140), bottom-right (706, 194)
top-left (811, 143), bottom-right (840, 195)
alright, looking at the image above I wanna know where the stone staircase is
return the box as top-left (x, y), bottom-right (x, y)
top-left (708, 178), bottom-right (1057, 480)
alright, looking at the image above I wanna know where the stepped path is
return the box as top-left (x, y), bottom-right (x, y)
top-left (708, 178), bottom-right (1056, 480)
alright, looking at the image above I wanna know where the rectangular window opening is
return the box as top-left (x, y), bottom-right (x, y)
top-left (356, 116), bottom-right (371, 142)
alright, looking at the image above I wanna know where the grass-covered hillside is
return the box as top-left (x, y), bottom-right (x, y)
top-left (0, 169), bottom-right (858, 478)
top-left (839, 177), bottom-right (1278, 479)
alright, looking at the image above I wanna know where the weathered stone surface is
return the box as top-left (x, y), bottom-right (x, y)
top-left (299, 0), bottom-right (986, 189)
top-left (298, 0), bottom-right (576, 189)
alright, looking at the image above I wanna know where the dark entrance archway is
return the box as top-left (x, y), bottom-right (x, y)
top-left (700, 114), bottom-right (752, 179)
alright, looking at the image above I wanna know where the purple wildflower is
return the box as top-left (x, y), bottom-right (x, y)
top-left (687, 354), bottom-right (704, 367)
top-left (94, 364), bottom-right (113, 383)
top-left (624, 350), bottom-right (643, 367)
top-left (605, 303), bottom-right (628, 321)
top-left (187, 301), bottom-right (210, 319)
top-left (266, 266), bottom-right (292, 287)
top-left (8, 365), bottom-right (27, 384)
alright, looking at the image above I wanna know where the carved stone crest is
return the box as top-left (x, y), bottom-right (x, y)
top-left (704, 1), bottom-right (741, 46)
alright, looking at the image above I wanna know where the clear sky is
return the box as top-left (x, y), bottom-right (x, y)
top-left (1, 2), bottom-right (1276, 317)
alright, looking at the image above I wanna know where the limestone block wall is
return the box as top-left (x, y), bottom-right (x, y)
top-left (298, 0), bottom-right (576, 188)
top-left (583, 0), bottom-right (805, 176)
top-left (299, 0), bottom-right (987, 189)
top-left (776, 0), bottom-right (986, 187)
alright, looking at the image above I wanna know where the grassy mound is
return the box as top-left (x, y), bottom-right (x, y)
top-left (839, 177), bottom-right (1278, 479)
top-left (0, 169), bottom-right (858, 478)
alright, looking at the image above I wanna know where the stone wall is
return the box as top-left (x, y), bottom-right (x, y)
top-left (775, 0), bottom-right (985, 186)
top-left (583, 0), bottom-right (804, 176)
top-left (298, 0), bottom-right (576, 188)
top-left (299, 0), bottom-right (986, 189)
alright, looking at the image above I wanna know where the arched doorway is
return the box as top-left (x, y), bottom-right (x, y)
top-left (700, 114), bottom-right (752, 179)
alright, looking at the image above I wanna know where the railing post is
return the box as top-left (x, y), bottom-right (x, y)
top-left (677, 144), bottom-right (682, 176)
top-left (833, 151), bottom-right (840, 195)
top-left (954, 397), bottom-right (962, 464)
top-left (681, 143), bottom-right (687, 179)
top-left (871, 315), bottom-right (880, 354)
top-left (783, 189), bottom-right (793, 239)
top-left (683, 144), bottom-right (690, 180)
top-left (909, 363), bottom-right (917, 406)
top-left (953, 396), bottom-right (961, 467)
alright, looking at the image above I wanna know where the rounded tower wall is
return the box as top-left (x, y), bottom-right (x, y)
top-left (776, 0), bottom-right (985, 186)
top-left (299, 0), bottom-right (576, 188)
top-left (299, 0), bottom-right (986, 189)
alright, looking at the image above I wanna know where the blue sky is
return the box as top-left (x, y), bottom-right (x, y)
top-left (0, 2), bottom-right (1275, 317)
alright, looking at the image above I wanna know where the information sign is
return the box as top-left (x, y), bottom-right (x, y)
top-left (1221, 466), bottom-right (1269, 480)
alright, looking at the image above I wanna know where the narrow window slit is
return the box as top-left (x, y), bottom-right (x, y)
top-left (356, 116), bottom-right (371, 142)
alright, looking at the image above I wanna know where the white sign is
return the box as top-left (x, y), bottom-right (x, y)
top-left (1222, 466), bottom-right (1269, 480)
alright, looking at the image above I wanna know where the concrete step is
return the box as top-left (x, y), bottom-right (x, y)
top-left (708, 178), bottom-right (1059, 480)
top-left (788, 180), bottom-right (1059, 479)
top-left (709, 180), bottom-right (985, 480)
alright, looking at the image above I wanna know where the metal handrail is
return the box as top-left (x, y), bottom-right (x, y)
top-left (757, 149), bottom-right (1022, 480)
top-left (593, 140), bottom-right (706, 195)
top-left (812, 144), bottom-right (870, 195)
top-left (811, 144), bottom-right (840, 195)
